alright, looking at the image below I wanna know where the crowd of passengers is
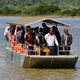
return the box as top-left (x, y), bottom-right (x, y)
top-left (4, 23), bottom-right (72, 55)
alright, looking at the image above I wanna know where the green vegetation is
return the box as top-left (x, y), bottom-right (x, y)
top-left (0, 0), bottom-right (80, 16)
top-left (0, 0), bottom-right (80, 9)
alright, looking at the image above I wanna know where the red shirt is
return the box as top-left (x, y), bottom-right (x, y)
top-left (25, 33), bottom-right (33, 45)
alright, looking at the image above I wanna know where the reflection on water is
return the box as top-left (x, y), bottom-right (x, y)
top-left (0, 17), bottom-right (80, 80)
top-left (0, 57), bottom-right (80, 80)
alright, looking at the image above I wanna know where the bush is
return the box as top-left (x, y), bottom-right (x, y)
top-left (0, 5), bottom-right (80, 16)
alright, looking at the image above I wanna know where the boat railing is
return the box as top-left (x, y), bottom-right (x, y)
top-left (57, 46), bottom-right (71, 55)
top-left (24, 45), bottom-right (41, 55)
top-left (10, 41), bottom-right (72, 56)
top-left (10, 41), bottom-right (41, 55)
top-left (21, 44), bottom-right (72, 56)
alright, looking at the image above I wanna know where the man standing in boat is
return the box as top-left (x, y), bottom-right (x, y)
top-left (45, 28), bottom-right (60, 55)
top-left (25, 27), bottom-right (34, 55)
top-left (42, 23), bottom-right (49, 36)
top-left (61, 28), bottom-right (72, 55)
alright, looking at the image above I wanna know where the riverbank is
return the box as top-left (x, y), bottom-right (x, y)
top-left (0, 15), bottom-right (80, 18)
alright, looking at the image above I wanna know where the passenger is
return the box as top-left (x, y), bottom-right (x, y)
top-left (45, 28), bottom-right (59, 55)
top-left (34, 27), bottom-right (39, 36)
top-left (26, 25), bottom-right (36, 40)
top-left (39, 28), bottom-right (43, 33)
top-left (61, 28), bottom-right (72, 55)
top-left (52, 26), bottom-right (61, 45)
top-left (26, 25), bottom-right (31, 32)
top-left (26, 26), bottom-right (35, 41)
top-left (4, 24), bottom-right (13, 41)
top-left (11, 31), bottom-right (15, 50)
top-left (31, 28), bottom-right (34, 32)
top-left (31, 28), bottom-right (36, 40)
top-left (19, 26), bottom-right (25, 44)
top-left (34, 31), bottom-right (50, 56)
top-left (25, 27), bottom-right (34, 55)
top-left (15, 26), bottom-right (22, 43)
top-left (9, 24), bottom-right (15, 36)
top-left (4, 25), bottom-right (10, 41)
top-left (12, 25), bottom-right (16, 35)
top-left (42, 23), bottom-right (49, 36)
top-left (52, 26), bottom-right (61, 55)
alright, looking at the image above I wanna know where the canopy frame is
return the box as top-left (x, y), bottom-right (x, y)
top-left (7, 17), bottom-right (71, 27)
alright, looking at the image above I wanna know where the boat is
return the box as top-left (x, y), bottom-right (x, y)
top-left (5, 16), bottom-right (78, 68)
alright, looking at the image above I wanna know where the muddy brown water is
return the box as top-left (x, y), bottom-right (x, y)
top-left (0, 17), bottom-right (80, 80)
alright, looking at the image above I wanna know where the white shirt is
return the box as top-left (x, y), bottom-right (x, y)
top-left (4, 26), bottom-right (11, 41)
top-left (14, 30), bottom-right (22, 37)
top-left (64, 34), bottom-right (68, 45)
top-left (45, 33), bottom-right (59, 46)
top-left (4, 26), bottom-right (9, 37)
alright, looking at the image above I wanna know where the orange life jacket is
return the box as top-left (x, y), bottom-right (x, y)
top-left (11, 35), bottom-right (15, 50)
top-left (15, 43), bottom-right (20, 53)
top-left (19, 46), bottom-right (24, 54)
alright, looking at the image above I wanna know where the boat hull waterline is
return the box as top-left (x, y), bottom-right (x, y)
top-left (6, 48), bottom-right (78, 68)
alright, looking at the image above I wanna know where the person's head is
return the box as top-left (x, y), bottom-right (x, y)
top-left (32, 28), bottom-right (34, 32)
top-left (52, 26), bottom-right (58, 32)
top-left (26, 25), bottom-right (31, 32)
top-left (39, 28), bottom-right (43, 32)
top-left (64, 28), bottom-right (69, 35)
top-left (9, 24), bottom-right (13, 28)
top-left (34, 27), bottom-right (39, 33)
top-left (21, 26), bottom-right (25, 30)
top-left (27, 27), bottom-right (32, 34)
top-left (17, 27), bottom-right (21, 31)
top-left (13, 25), bottom-right (16, 29)
top-left (49, 28), bottom-right (54, 35)
top-left (38, 31), bottom-right (42, 37)
top-left (42, 23), bottom-right (46, 28)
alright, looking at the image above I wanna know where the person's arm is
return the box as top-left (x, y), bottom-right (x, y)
top-left (54, 36), bottom-right (59, 46)
top-left (34, 38), bottom-right (40, 46)
top-left (61, 35), bottom-right (65, 45)
top-left (43, 37), bottom-right (47, 47)
top-left (14, 29), bottom-right (16, 36)
top-left (57, 31), bottom-right (61, 45)
top-left (44, 34), bottom-right (47, 40)
top-left (25, 35), bottom-right (32, 46)
top-left (68, 34), bottom-right (72, 46)
top-left (25, 41), bottom-right (32, 46)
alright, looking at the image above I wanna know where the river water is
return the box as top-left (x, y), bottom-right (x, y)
top-left (0, 17), bottom-right (80, 80)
